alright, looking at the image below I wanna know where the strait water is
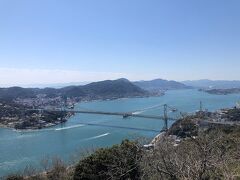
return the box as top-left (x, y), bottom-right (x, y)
top-left (0, 89), bottom-right (240, 177)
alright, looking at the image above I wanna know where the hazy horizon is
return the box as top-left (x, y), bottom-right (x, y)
top-left (1, 77), bottom-right (240, 88)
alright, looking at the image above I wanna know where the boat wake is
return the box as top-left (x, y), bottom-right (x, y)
top-left (132, 111), bottom-right (145, 115)
top-left (55, 124), bottom-right (85, 131)
top-left (85, 133), bottom-right (110, 140)
top-left (132, 104), bottom-right (164, 115)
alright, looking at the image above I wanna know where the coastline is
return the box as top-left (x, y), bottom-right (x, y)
top-left (199, 88), bottom-right (240, 95)
top-left (0, 112), bottom-right (74, 132)
top-left (0, 94), bottom-right (164, 132)
top-left (0, 124), bottom-right (9, 129)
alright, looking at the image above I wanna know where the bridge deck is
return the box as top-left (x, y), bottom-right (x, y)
top-left (36, 109), bottom-right (178, 121)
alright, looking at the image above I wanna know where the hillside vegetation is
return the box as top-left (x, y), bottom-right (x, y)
top-left (0, 79), bottom-right (148, 101)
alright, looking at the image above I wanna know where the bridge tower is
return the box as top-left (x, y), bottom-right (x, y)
top-left (163, 104), bottom-right (168, 131)
top-left (200, 101), bottom-right (203, 112)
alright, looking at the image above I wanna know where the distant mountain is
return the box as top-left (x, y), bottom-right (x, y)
top-left (59, 78), bottom-right (148, 99)
top-left (134, 79), bottom-right (191, 91)
top-left (182, 79), bottom-right (240, 89)
top-left (0, 78), bottom-right (148, 101)
top-left (0, 82), bottom-right (91, 89)
top-left (80, 78), bottom-right (147, 98)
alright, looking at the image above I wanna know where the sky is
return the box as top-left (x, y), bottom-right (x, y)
top-left (0, 0), bottom-right (240, 86)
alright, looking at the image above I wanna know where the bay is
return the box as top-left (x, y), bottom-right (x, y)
top-left (0, 89), bottom-right (239, 177)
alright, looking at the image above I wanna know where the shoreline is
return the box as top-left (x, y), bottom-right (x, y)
top-left (199, 88), bottom-right (240, 95)
top-left (0, 121), bottom-right (65, 132)
top-left (80, 93), bottom-right (165, 103)
top-left (0, 95), bottom-right (163, 132)
top-left (0, 94), bottom-right (165, 132)
top-left (0, 113), bottom-right (74, 132)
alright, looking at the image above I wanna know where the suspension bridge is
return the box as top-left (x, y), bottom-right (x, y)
top-left (31, 101), bottom-right (240, 133)
top-left (31, 104), bottom-right (180, 131)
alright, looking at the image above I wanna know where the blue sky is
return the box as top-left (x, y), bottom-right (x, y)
top-left (0, 0), bottom-right (240, 85)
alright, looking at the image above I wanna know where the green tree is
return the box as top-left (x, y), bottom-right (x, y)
top-left (74, 140), bottom-right (142, 180)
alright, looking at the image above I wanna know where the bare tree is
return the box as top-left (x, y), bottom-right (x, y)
top-left (141, 128), bottom-right (240, 180)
